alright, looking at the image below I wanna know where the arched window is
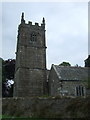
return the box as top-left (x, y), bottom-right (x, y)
top-left (75, 85), bottom-right (85, 96)
top-left (30, 32), bottom-right (37, 42)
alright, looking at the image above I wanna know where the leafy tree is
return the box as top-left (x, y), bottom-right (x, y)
top-left (59, 62), bottom-right (71, 66)
top-left (2, 59), bottom-right (15, 97)
top-left (85, 55), bottom-right (90, 67)
top-left (2, 59), bottom-right (6, 82)
top-left (4, 59), bottom-right (15, 79)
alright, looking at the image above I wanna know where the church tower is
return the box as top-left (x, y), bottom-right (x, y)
top-left (14, 13), bottom-right (47, 97)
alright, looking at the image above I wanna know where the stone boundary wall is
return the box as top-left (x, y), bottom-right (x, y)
top-left (2, 97), bottom-right (89, 119)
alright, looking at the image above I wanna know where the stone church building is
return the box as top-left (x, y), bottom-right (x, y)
top-left (14, 13), bottom-right (89, 97)
top-left (48, 65), bottom-right (89, 97)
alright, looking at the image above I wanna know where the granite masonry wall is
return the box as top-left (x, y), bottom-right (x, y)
top-left (2, 97), bottom-right (89, 119)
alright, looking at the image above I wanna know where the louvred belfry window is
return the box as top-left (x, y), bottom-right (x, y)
top-left (30, 32), bottom-right (37, 42)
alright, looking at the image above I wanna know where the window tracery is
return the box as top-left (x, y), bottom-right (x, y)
top-left (30, 32), bottom-right (37, 42)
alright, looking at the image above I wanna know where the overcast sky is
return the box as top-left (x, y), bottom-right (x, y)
top-left (1, 2), bottom-right (88, 69)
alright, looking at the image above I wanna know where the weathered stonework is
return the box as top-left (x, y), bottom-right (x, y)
top-left (14, 13), bottom-right (47, 97)
top-left (2, 97), bottom-right (89, 118)
top-left (48, 65), bottom-right (88, 97)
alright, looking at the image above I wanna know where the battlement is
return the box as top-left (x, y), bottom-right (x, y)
top-left (35, 22), bottom-right (39, 26)
top-left (21, 12), bottom-right (45, 29)
top-left (28, 21), bottom-right (32, 25)
top-left (28, 21), bottom-right (39, 26)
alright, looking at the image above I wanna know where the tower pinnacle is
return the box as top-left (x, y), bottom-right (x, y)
top-left (21, 12), bottom-right (25, 23)
top-left (22, 12), bottom-right (24, 19)
top-left (42, 17), bottom-right (45, 24)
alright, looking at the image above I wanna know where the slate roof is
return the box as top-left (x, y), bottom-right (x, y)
top-left (53, 65), bottom-right (89, 81)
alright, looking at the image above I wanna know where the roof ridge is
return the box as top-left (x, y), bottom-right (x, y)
top-left (53, 65), bottom-right (61, 79)
top-left (54, 64), bottom-right (87, 69)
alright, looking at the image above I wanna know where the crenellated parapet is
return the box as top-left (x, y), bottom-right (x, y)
top-left (20, 12), bottom-right (45, 30)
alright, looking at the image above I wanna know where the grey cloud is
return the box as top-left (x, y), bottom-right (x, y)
top-left (1, 2), bottom-right (88, 69)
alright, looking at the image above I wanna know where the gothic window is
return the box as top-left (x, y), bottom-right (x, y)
top-left (75, 85), bottom-right (85, 96)
top-left (30, 32), bottom-right (37, 42)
